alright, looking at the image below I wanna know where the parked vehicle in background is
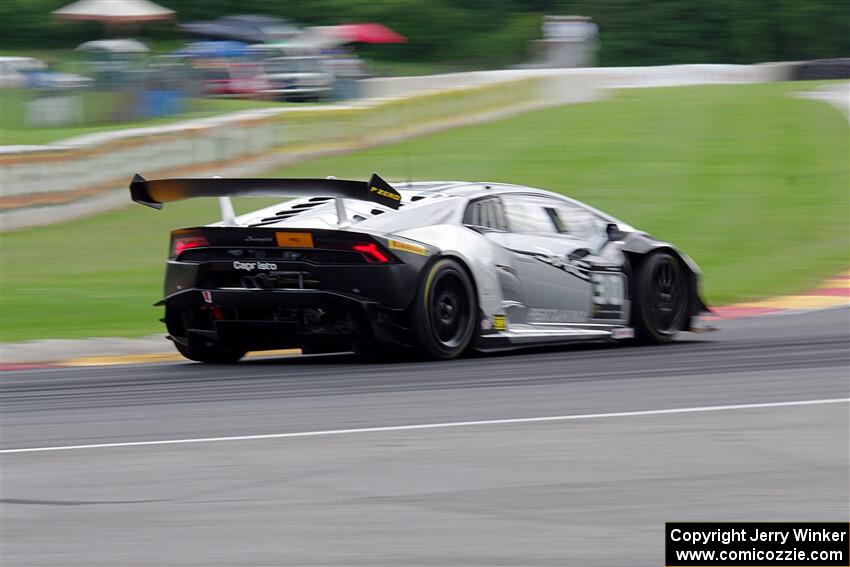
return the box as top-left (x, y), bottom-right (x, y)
top-left (262, 56), bottom-right (333, 101)
top-left (76, 39), bottom-right (149, 92)
top-left (26, 69), bottom-right (92, 91)
top-left (200, 62), bottom-right (269, 98)
top-left (0, 56), bottom-right (91, 90)
top-left (0, 57), bottom-right (46, 88)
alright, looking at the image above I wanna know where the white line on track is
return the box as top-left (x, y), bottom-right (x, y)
top-left (2, 398), bottom-right (847, 454)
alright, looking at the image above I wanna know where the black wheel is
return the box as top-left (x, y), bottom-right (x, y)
top-left (412, 258), bottom-right (478, 360)
top-left (173, 340), bottom-right (246, 364)
top-left (632, 252), bottom-right (689, 344)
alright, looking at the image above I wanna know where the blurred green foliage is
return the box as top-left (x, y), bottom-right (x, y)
top-left (1, 0), bottom-right (848, 68)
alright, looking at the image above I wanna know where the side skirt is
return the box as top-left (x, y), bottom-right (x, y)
top-left (476, 324), bottom-right (634, 352)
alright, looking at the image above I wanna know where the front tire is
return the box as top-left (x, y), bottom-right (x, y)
top-left (632, 252), bottom-right (689, 344)
top-left (412, 258), bottom-right (478, 360)
top-left (173, 340), bottom-right (246, 364)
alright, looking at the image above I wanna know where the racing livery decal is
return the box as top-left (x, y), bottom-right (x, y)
top-left (591, 271), bottom-right (626, 319)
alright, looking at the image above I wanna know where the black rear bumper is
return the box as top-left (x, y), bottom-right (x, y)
top-left (164, 287), bottom-right (410, 353)
top-left (160, 228), bottom-right (434, 353)
top-left (166, 287), bottom-right (378, 312)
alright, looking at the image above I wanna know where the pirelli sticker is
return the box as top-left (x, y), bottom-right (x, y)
top-left (370, 185), bottom-right (401, 202)
top-left (388, 239), bottom-right (427, 256)
top-left (493, 314), bottom-right (507, 331)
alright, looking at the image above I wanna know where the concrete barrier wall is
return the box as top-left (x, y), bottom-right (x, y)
top-left (0, 63), bottom-right (793, 231)
top-left (0, 77), bottom-right (556, 222)
top-left (358, 63), bottom-right (793, 99)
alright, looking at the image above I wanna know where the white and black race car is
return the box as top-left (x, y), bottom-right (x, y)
top-left (130, 173), bottom-right (710, 362)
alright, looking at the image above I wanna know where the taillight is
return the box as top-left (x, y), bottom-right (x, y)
top-left (352, 242), bottom-right (389, 263)
top-left (172, 235), bottom-right (208, 258)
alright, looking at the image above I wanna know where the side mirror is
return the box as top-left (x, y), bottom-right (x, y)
top-left (606, 223), bottom-right (625, 242)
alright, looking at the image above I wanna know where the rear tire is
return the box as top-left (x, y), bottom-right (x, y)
top-left (632, 252), bottom-right (689, 344)
top-left (412, 258), bottom-right (478, 360)
top-left (173, 340), bottom-right (246, 364)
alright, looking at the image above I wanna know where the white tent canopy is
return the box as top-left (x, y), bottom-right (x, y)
top-left (76, 39), bottom-right (150, 52)
top-left (52, 0), bottom-right (174, 23)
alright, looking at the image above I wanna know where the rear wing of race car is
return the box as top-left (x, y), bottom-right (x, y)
top-left (129, 173), bottom-right (402, 226)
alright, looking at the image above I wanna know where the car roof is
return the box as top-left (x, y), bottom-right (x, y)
top-left (393, 181), bottom-right (620, 223)
top-left (395, 180), bottom-right (563, 200)
top-left (224, 179), bottom-right (622, 230)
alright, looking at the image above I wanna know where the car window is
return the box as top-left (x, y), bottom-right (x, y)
top-left (502, 195), bottom-right (559, 234)
top-left (463, 197), bottom-right (507, 231)
top-left (492, 199), bottom-right (508, 231)
top-left (502, 194), bottom-right (598, 238)
top-left (549, 201), bottom-right (598, 240)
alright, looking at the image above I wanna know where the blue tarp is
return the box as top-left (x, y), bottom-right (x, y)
top-left (175, 41), bottom-right (250, 59)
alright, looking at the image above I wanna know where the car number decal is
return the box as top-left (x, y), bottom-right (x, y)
top-left (591, 272), bottom-right (625, 319)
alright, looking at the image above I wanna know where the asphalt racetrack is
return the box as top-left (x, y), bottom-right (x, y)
top-left (2, 307), bottom-right (848, 566)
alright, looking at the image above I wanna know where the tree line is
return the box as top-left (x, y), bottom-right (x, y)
top-left (1, 0), bottom-right (847, 67)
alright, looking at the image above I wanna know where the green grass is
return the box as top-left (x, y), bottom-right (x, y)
top-left (1, 81), bottom-right (847, 341)
top-left (0, 92), bottom-right (288, 146)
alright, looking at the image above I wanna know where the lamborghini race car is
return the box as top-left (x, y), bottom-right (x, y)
top-left (129, 173), bottom-right (710, 362)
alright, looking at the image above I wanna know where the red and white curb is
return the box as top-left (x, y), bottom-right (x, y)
top-left (0, 349), bottom-right (301, 371)
top-left (707, 270), bottom-right (850, 320)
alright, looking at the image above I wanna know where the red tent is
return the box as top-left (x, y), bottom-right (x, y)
top-left (334, 23), bottom-right (407, 44)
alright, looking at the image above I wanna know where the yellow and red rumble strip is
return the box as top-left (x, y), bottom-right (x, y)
top-left (2, 271), bottom-right (848, 370)
top-left (0, 349), bottom-right (301, 371)
top-left (707, 270), bottom-right (850, 320)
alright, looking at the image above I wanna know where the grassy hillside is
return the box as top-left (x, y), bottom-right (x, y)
top-left (1, 81), bottom-right (847, 341)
